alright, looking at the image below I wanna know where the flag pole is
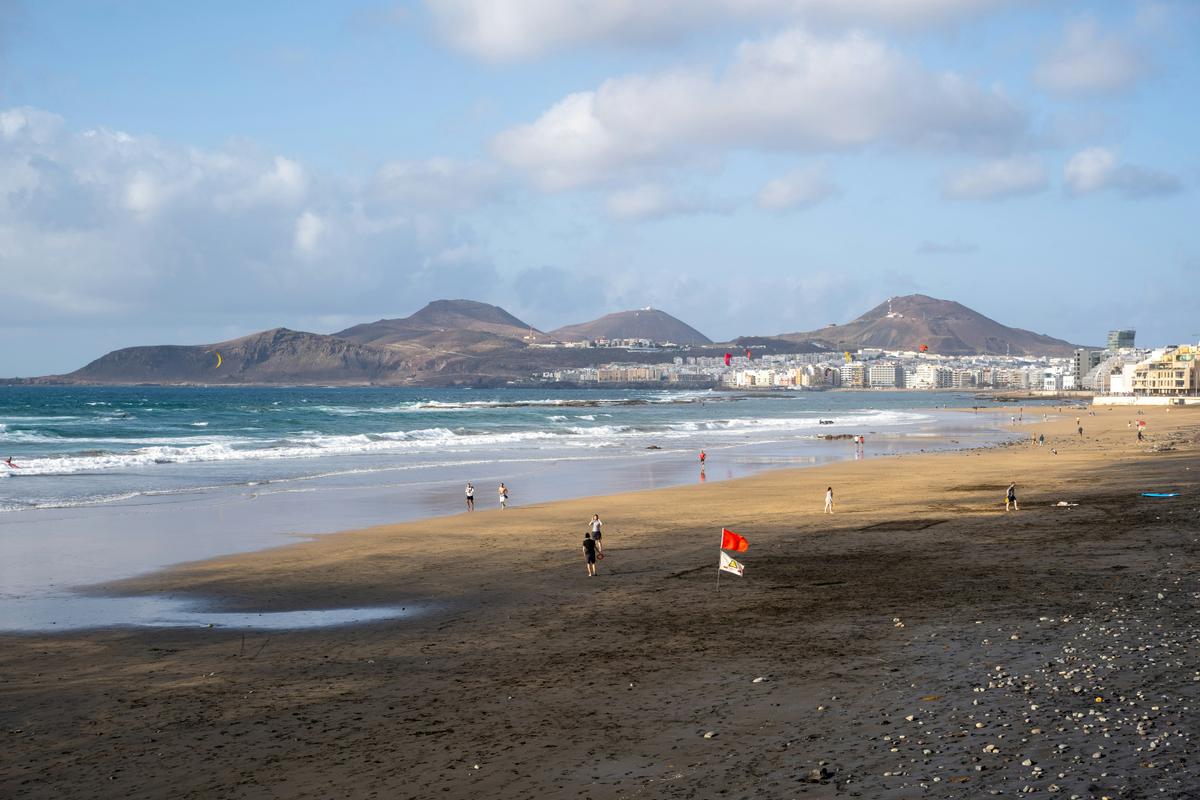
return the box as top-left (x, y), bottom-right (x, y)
top-left (716, 526), bottom-right (723, 592)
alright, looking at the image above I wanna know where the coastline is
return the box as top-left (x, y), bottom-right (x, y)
top-left (3, 405), bottom-right (1199, 798)
top-left (1, 398), bottom-right (1014, 630)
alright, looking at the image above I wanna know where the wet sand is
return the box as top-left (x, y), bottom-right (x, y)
top-left (3, 406), bottom-right (1199, 798)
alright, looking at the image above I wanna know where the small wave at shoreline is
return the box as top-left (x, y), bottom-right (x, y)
top-left (0, 409), bottom-right (926, 478)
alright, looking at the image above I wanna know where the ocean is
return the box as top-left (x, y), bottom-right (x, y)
top-left (0, 386), bottom-right (1026, 630)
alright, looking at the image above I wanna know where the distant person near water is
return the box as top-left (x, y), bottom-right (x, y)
top-left (465, 482), bottom-right (475, 511)
top-left (824, 486), bottom-right (834, 514)
top-left (699, 449), bottom-right (706, 465)
top-left (589, 514), bottom-right (603, 554)
top-left (498, 482), bottom-right (509, 509)
top-left (1006, 482), bottom-right (1019, 512)
top-left (3, 456), bottom-right (19, 469)
top-left (582, 532), bottom-right (598, 577)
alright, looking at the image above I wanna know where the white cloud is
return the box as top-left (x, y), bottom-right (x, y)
top-left (293, 210), bottom-right (325, 255)
top-left (1034, 18), bottom-right (1147, 95)
top-left (216, 156), bottom-right (308, 211)
top-left (426, 0), bottom-right (1015, 61)
top-left (123, 171), bottom-right (163, 217)
top-left (757, 164), bottom-right (836, 210)
top-left (942, 156), bottom-right (1046, 200)
top-left (372, 157), bottom-right (503, 212)
top-left (495, 27), bottom-right (1026, 189)
top-left (0, 105), bottom-right (505, 332)
top-left (603, 183), bottom-right (723, 221)
top-left (1064, 146), bottom-right (1181, 198)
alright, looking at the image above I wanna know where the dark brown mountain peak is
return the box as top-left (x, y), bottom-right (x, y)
top-left (550, 308), bottom-right (712, 345)
top-left (335, 300), bottom-right (542, 346)
top-left (781, 295), bottom-right (1084, 356)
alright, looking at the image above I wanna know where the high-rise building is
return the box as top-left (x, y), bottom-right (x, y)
top-left (1073, 349), bottom-right (1104, 385)
top-left (1107, 329), bottom-right (1136, 350)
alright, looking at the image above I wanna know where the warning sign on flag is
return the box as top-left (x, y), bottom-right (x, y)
top-left (719, 550), bottom-right (745, 577)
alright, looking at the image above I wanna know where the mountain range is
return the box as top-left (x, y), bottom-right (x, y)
top-left (12, 295), bottom-right (1086, 386)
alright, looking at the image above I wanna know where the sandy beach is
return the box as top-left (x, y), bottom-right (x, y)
top-left (3, 405), bottom-right (1199, 799)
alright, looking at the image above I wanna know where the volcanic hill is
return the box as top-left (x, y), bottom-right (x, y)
top-left (777, 294), bottom-right (1083, 356)
top-left (62, 328), bottom-right (412, 385)
top-left (550, 308), bottom-right (712, 345)
top-left (336, 299), bottom-right (544, 346)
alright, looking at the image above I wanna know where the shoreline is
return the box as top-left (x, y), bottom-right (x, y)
top-left (4, 405), bottom-right (1199, 798)
top-left (1, 403), bottom-right (1016, 631)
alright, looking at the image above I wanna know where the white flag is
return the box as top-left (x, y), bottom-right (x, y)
top-left (719, 550), bottom-right (745, 577)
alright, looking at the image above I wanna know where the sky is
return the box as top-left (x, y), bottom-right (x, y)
top-left (1, 0), bottom-right (1197, 375)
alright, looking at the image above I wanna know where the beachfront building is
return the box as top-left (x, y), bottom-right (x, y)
top-left (1072, 349), bottom-right (1104, 386)
top-left (596, 366), bottom-right (664, 383)
top-left (867, 363), bottom-right (904, 388)
top-left (951, 368), bottom-right (979, 388)
top-left (840, 362), bottom-right (867, 389)
top-left (1131, 346), bottom-right (1200, 397)
top-left (908, 363), bottom-right (953, 389)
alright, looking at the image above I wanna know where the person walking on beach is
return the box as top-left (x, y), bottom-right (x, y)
top-left (1005, 482), bottom-right (1019, 512)
top-left (582, 531), bottom-right (598, 577)
top-left (588, 514), bottom-right (603, 554)
top-left (699, 449), bottom-right (706, 466)
top-left (465, 482), bottom-right (475, 511)
top-left (1078, 425), bottom-right (1084, 437)
top-left (824, 486), bottom-right (834, 514)
top-left (498, 482), bottom-right (509, 509)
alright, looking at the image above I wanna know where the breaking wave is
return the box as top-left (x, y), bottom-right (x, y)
top-left (1, 409), bottom-right (925, 477)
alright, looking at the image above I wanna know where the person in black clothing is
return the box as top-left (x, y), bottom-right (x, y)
top-left (583, 532), bottom-right (598, 577)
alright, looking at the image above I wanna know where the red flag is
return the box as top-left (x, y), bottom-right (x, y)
top-left (724, 352), bottom-right (732, 366)
top-left (745, 348), bottom-right (752, 359)
top-left (721, 528), bottom-right (749, 552)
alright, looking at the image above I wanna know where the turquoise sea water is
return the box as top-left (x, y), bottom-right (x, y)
top-left (0, 386), bottom-right (1004, 512)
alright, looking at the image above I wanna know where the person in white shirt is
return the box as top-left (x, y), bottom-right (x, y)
top-left (588, 514), bottom-right (603, 554)
top-left (824, 486), bottom-right (834, 514)
top-left (465, 482), bottom-right (475, 512)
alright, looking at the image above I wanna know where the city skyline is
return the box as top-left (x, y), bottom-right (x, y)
top-left (1, 1), bottom-right (1197, 374)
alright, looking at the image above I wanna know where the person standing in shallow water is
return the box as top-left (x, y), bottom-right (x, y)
top-left (824, 486), bottom-right (834, 514)
top-left (498, 482), bottom-right (508, 509)
top-left (582, 532), bottom-right (598, 577)
top-left (464, 482), bottom-right (475, 512)
top-left (1006, 482), bottom-right (1019, 511)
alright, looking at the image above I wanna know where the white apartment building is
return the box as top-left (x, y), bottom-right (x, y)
top-left (867, 363), bottom-right (904, 388)
top-left (909, 363), bottom-right (953, 389)
top-left (840, 362), bottom-right (866, 389)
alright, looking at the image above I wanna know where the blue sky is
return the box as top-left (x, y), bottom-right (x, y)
top-left (1, 0), bottom-right (1197, 375)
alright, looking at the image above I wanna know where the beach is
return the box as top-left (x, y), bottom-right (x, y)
top-left (3, 405), bottom-right (1199, 798)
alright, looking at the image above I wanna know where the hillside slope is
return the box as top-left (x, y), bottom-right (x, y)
top-left (336, 300), bottom-right (543, 346)
top-left (63, 328), bottom-right (412, 384)
top-left (550, 308), bottom-right (712, 345)
top-left (779, 295), bottom-right (1083, 356)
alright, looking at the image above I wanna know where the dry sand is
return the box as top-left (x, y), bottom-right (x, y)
top-left (3, 405), bottom-right (1199, 798)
